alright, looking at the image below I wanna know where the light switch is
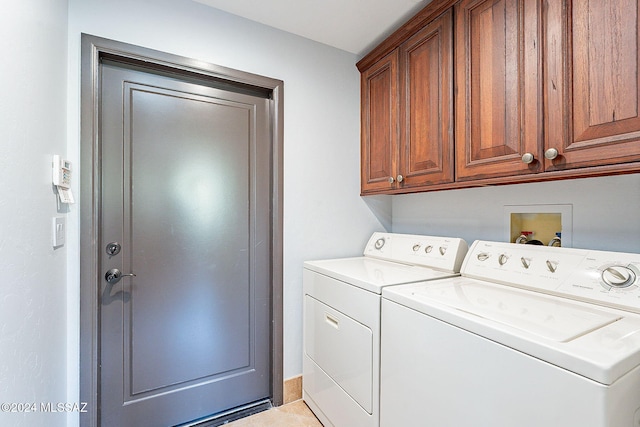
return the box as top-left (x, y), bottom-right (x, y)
top-left (52, 217), bottom-right (65, 248)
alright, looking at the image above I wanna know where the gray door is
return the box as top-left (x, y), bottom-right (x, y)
top-left (98, 60), bottom-right (271, 426)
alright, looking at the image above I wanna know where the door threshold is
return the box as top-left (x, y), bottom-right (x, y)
top-left (177, 399), bottom-right (272, 427)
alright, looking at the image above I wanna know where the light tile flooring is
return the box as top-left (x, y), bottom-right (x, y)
top-left (225, 400), bottom-right (323, 427)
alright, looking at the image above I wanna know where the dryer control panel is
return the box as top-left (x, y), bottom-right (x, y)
top-left (364, 232), bottom-right (468, 273)
top-left (462, 241), bottom-right (640, 314)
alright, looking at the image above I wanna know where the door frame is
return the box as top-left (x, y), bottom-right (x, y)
top-left (79, 34), bottom-right (284, 427)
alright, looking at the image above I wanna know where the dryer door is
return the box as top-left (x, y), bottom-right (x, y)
top-left (304, 295), bottom-right (373, 412)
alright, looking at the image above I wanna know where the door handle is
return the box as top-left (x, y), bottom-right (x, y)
top-left (105, 268), bottom-right (136, 284)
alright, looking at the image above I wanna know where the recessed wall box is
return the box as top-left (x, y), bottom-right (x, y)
top-left (504, 205), bottom-right (572, 247)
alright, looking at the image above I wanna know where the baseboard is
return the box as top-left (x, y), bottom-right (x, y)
top-left (283, 375), bottom-right (302, 404)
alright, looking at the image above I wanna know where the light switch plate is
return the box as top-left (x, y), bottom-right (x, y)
top-left (52, 216), bottom-right (65, 248)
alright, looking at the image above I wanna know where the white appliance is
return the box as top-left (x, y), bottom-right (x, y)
top-left (303, 232), bottom-right (468, 427)
top-left (381, 240), bottom-right (640, 427)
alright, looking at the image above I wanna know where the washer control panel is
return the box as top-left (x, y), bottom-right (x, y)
top-left (364, 232), bottom-right (468, 273)
top-left (463, 240), bottom-right (640, 313)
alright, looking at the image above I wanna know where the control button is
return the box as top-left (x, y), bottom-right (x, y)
top-left (520, 257), bottom-right (531, 269)
top-left (498, 254), bottom-right (509, 265)
top-left (439, 246), bottom-right (447, 255)
top-left (425, 245), bottom-right (433, 253)
top-left (602, 265), bottom-right (636, 289)
top-left (477, 252), bottom-right (490, 261)
top-left (546, 260), bottom-right (558, 273)
top-left (374, 238), bottom-right (385, 250)
top-left (412, 244), bottom-right (421, 252)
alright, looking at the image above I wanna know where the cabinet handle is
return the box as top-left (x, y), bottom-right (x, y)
top-left (544, 148), bottom-right (559, 160)
top-left (397, 174), bottom-right (404, 183)
top-left (388, 176), bottom-right (395, 184)
top-left (521, 153), bottom-right (534, 164)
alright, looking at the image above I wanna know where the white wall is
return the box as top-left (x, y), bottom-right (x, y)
top-left (65, 0), bottom-right (385, 412)
top-left (0, 1), bottom-right (69, 426)
top-left (392, 174), bottom-right (640, 253)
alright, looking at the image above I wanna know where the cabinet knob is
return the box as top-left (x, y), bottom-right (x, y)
top-left (388, 176), bottom-right (395, 184)
top-left (521, 153), bottom-right (535, 164)
top-left (544, 148), bottom-right (559, 160)
top-left (397, 174), bottom-right (404, 183)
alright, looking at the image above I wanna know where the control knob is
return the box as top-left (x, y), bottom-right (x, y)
top-left (477, 252), bottom-right (490, 261)
top-left (601, 265), bottom-right (637, 289)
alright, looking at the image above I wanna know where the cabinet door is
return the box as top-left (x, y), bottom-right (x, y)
top-left (361, 51), bottom-right (399, 194)
top-left (455, 0), bottom-right (542, 181)
top-left (545, 0), bottom-right (640, 171)
top-left (398, 9), bottom-right (454, 188)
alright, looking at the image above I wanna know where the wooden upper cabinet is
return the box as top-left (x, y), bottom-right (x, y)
top-left (399, 8), bottom-right (454, 188)
top-left (361, 50), bottom-right (399, 193)
top-left (360, 9), bottom-right (454, 194)
top-left (455, 0), bottom-right (542, 181)
top-left (358, 0), bottom-right (640, 194)
top-left (545, 0), bottom-right (640, 171)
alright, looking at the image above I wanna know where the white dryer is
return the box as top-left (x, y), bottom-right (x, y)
top-left (381, 240), bottom-right (640, 427)
top-left (303, 232), bottom-right (468, 427)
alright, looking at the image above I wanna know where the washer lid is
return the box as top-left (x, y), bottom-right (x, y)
top-left (304, 257), bottom-right (458, 294)
top-left (412, 280), bottom-right (621, 342)
top-left (383, 278), bottom-right (640, 385)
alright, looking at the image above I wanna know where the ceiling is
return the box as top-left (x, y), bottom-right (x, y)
top-left (193, 0), bottom-right (433, 56)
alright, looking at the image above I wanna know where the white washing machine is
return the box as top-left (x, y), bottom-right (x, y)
top-left (381, 240), bottom-right (640, 427)
top-left (303, 232), bottom-right (468, 427)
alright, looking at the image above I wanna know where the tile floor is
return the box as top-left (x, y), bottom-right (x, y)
top-left (225, 400), bottom-right (322, 427)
